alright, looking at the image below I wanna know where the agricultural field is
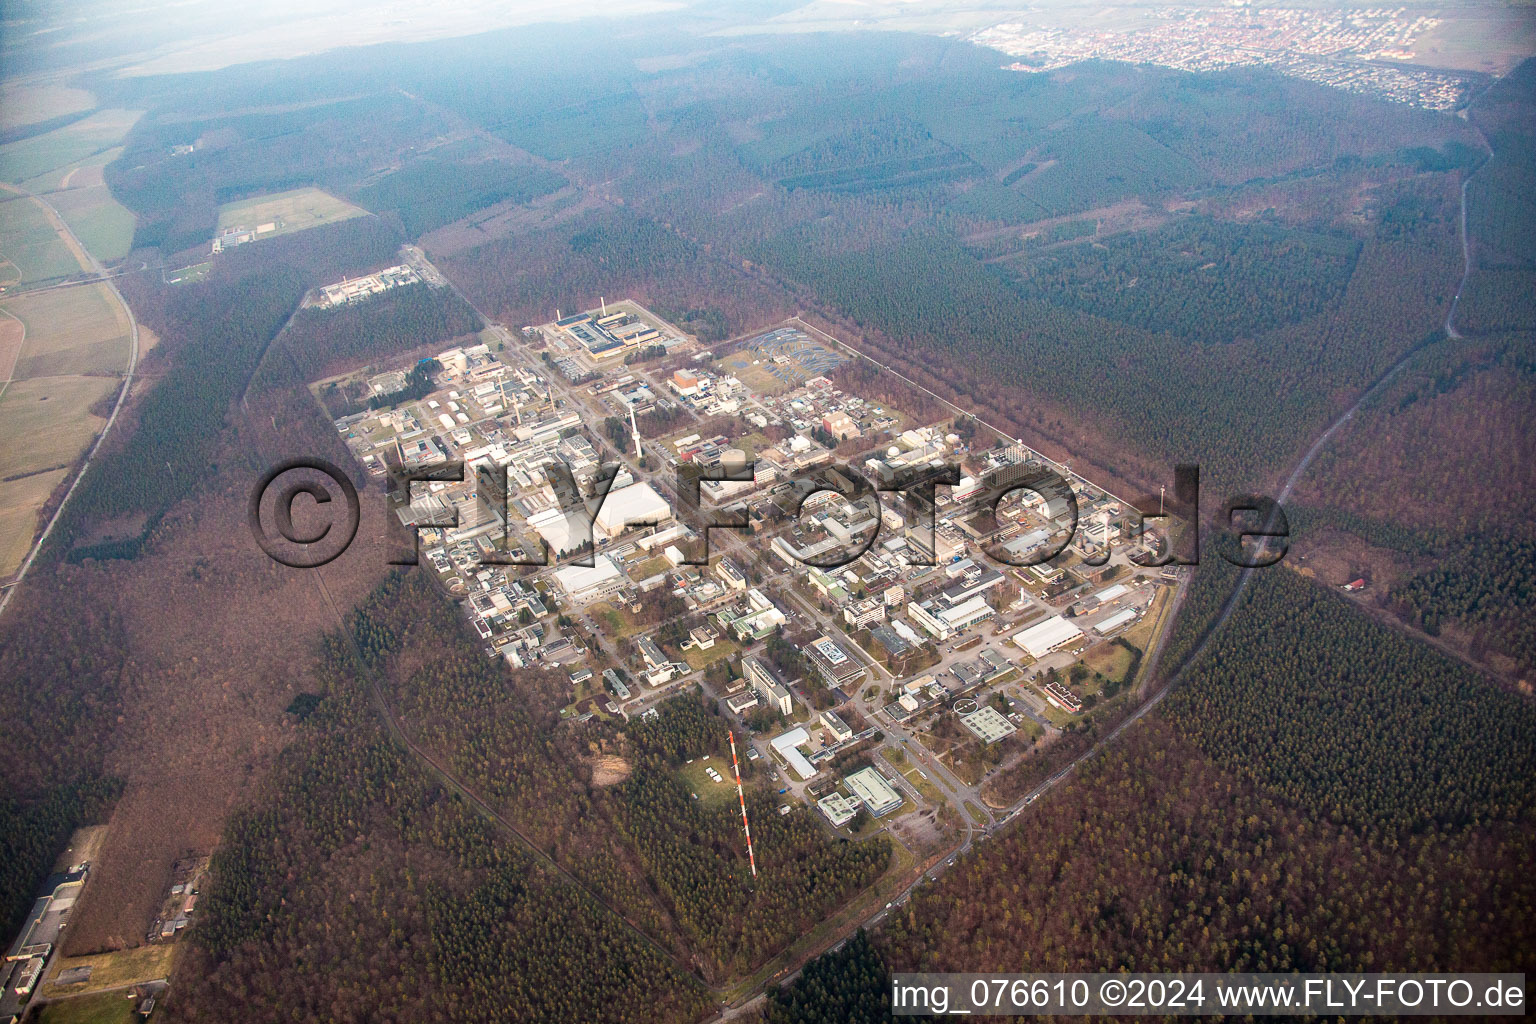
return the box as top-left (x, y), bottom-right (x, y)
top-left (2, 282), bottom-right (132, 379)
top-left (0, 272), bottom-right (131, 578)
top-left (0, 375), bottom-right (117, 479)
top-left (0, 466), bottom-right (67, 577)
top-left (214, 186), bottom-right (365, 240)
top-left (0, 309), bottom-right (19, 389)
top-left (44, 183), bottom-right (136, 265)
top-left (12, 144), bottom-right (137, 265)
top-left (0, 82), bottom-right (95, 131)
top-left (18, 145), bottom-right (122, 196)
top-left (0, 109), bottom-right (142, 185)
top-left (0, 191), bottom-right (89, 287)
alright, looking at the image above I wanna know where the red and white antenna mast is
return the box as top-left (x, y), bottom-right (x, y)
top-left (728, 731), bottom-right (758, 878)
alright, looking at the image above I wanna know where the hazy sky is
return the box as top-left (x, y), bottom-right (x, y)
top-left (1, 0), bottom-right (688, 79)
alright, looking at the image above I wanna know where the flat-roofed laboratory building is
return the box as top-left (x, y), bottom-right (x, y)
top-left (959, 705), bottom-right (1017, 744)
top-left (844, 766), bottom-right (902, 817)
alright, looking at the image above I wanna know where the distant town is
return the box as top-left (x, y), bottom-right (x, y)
top-left (975, 5), bottom-right (1475, 109)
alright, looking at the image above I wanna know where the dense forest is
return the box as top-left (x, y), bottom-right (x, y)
top-left (104, 91), bottom-right (443, 254)
top-left (169, 610), bottom-right (710, 1023)
top-left (175, 568), bottom-right (889, 1010)
top-left (1004, 216), bottom-right (1360, 345)
top-left (256, 281), bottom-right (482, 387)
top-left (0, 581), bottom-right (125, 937)
top-left (878, 717), bottom-right (1535, 977)
top-left (1166, 569), bottom-right (1536, 831)
top-left (1464, 60), bottom-right (1536, 332)
top-left (44, 217), bottom-right (403, 561)
top-left (1288, 328), bottom-right (1536, 680)
top-left (1386, 529), bottom-right (1536, 675)
top-left (353, 156), bottom-right (566, 239)
top-left (612, 732), bottom-right (890, 977)
top-left (89, 25), bottom-right (1489, 500)
top-left (764, 929), bottom-right (889, 1024)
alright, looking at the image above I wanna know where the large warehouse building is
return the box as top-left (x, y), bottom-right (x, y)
top-left (1013, 615), bottom-right (1084, 659)
top-left (594, 481), bottom-right (671, 539)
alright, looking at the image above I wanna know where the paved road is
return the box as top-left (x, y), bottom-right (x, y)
top-left (1444, 82), bottom-right (1494, 341)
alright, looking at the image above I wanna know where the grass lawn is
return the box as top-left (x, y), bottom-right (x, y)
top-left (1117, 586), bottom-right (1170, 656)
top-left (216, 187), bottom-right (365, 239)
top-left (166, 262), bottom-right (211, 285)
top-left (729, 361), bottom-right (794, 396)
top-left (682, 635), bottom-right (738, 671)
top-left (628, 554), bottom-right (670, 579)
top-left (35, 991), bottom-right (139, 1024)
top-left (3, 281), bottom-right (131, 380)
top-left (587, 601), bottom-right (646, 639)
top-left (1081, 641), bottom-right (1134, 684)
top-left (881, 751), bottom-right (945, 808)
top-left (1018, 717), bottom-right (1045, 744)
top-left (42, 944), bottom-right (175, 998)
top-left (732, 430), bottom-right (770, 458)
top-left (677, 757), bottom-right (737, 809)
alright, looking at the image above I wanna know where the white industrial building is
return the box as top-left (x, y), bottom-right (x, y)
top-left (594, 482), bottom-right (671, 539)
top-left (553, 556), bottom-right (625, 601)
top-left (908, 594), bottom-right (994, 641)
top-left (771, 727), bottom-right (817, 780)
top-left (527, 507), bottom-right (593, 557)
top-left (959, 705), bottom-right (1017, 744)
top-left (1095, 583), bottom-right (1130, 603)
top-left (1013, 615), bottom-right (1084, 658)
top-left (1095, 608), bottom-right (1137, 635)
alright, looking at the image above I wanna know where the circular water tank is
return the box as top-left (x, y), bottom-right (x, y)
top-left (887, 446), bottom-right (900, 458)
